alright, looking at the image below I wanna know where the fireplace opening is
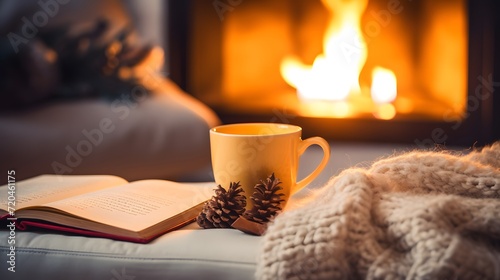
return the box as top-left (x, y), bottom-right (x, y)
top-left (168, 0), bottom-right (498, 145)
top-left (217, 0), bottom-right (467, 121)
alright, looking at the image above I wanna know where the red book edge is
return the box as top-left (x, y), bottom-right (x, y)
top-left (1, 214), bottom-right (196, 244)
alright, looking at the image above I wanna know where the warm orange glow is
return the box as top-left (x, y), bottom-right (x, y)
top-left (373, 103), bottom-right (396, 120)
top-left (371, 67), bottom-right (397, 104)
top-left (299, 100), bottom-right (351, 118)
top-left (280, 0), bottom-right (368, 101)
top-left (214, 0), bottom-right (468, 121)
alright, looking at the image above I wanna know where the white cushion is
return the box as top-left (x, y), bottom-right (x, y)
top-left (0, 226), bottom-right (258, 280)
top-left (0, 83), bottom-right (220, 183)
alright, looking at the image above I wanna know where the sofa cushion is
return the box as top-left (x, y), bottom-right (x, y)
top-left (0, 80), bottom-right (220, 183)
top-left (0, 226), bottom-right (258, 280)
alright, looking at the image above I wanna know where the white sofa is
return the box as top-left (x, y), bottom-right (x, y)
top-left (0, 229), bottom-right (259, 280)
top-left (1, 143), bottom-right (415, 279)
top-left (0, 79), bottom-right (220, 185)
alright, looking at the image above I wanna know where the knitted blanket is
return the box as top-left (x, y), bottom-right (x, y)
top-left (257, 142), bottom-right (500, 279)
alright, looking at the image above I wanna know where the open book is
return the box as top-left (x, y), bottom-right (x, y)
top-left (0, 175), bottom-right (214, 243)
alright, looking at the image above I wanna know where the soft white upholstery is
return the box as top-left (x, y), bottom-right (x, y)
top-left (0, 227), bottom-right (258, 280)
top-left (0, 82), bottom-right (220, 183)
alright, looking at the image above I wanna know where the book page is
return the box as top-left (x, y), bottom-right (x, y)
top-left (43, 180), bottom-right (214, 232)
top-left (0, 175), bottom-right (128, 212)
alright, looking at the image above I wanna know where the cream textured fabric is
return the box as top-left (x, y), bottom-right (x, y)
top-left (257, 142), bottom-right (500, 279)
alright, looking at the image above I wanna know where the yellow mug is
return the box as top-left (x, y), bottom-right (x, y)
top-left (210, 123), bottom-right (330, 209)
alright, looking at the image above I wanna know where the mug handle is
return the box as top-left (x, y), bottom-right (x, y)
top-left (294, 137), bottom-right (331, 193)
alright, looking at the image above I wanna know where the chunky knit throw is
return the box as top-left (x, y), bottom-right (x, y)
top-left (257, 142), bottom-right (500, 279)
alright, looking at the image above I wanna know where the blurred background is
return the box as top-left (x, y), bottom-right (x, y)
top-left (0, 0), bottom-right (498, 186)
top-left (169, 0), bottom-right (499, 145)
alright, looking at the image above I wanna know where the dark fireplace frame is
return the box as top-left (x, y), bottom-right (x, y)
top-left (167, 0), bottom-right (499, 147)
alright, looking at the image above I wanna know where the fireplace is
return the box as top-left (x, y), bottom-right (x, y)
top-left (167, 0), bottom-right (499, 146)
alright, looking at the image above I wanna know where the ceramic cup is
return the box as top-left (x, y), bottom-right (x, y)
top-left (210, 123), bottom-right (330, 209)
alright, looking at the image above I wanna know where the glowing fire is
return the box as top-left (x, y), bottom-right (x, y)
top-left (281, 0), bottom-right (368, 101)
top-left (371, 67), bottom-right (397, 104)
top-left (371, 67), bottom-right (397, 120)
top-left (280, 0), bottom-right (398, 119)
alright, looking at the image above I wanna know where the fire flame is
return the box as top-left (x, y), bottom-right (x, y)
top-left (280, 0), bottom-right (398, 120)
top-left (371, 67), bottom-right (397, 120)
top-left (280, 0), bottom-right (368, 101)
top-left (371, 67), bottom-right (397, 104)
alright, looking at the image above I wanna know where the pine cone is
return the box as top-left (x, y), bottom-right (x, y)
top-left (243, 173), bottom-right (285, 224)
top-left (197, 182), bottom-right (247, 229)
